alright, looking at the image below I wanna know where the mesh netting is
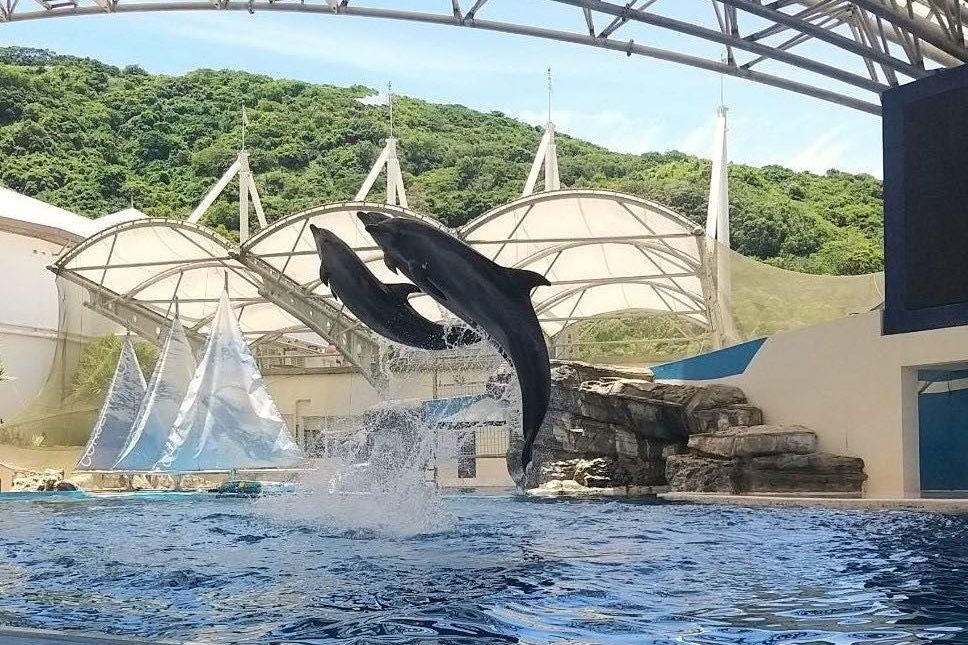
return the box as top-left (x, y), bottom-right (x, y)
top-left (555, 240), bottom-right (884, 364)
top-left (0, 277), bottom-right (157, 449)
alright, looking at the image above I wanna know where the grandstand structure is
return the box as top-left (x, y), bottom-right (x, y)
top-left (1, 2), bottom-right (967, 114)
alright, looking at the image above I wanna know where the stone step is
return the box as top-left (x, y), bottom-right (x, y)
top-left (665, 451), bottom-right (867, 495)
top-left (688, 424), bottom-right (817, 459)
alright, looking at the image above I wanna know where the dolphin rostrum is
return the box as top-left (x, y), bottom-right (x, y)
top-left (356, 211), bottom-right (551, 486)
top-left (309, 223), bottom-right (480, 350)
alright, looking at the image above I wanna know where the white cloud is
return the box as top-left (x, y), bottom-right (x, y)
top-left (787, 126), bottom-right (852, 175)
top-left (677, 119), bottom-right (716, 157)
top-left (514, 108), bottom-right (662, 155)
top-left (158, 16), bottom-right (521, 78)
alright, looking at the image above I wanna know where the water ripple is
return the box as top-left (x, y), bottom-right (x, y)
top-left (0, 495), bottom-right (966, 643)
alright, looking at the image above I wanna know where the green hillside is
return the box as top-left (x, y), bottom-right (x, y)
top-left (0, 46), bottom-right (883, 274)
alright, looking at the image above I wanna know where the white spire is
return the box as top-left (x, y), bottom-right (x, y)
top-left (355, 83), bottom-right (409, 207)
top-left (187, 150), bottom-right (267, 242)
top-left (705, 105), bottom-right (729, 249)
top-left (705, 104), bottom-right (738, 346)
top-left (522, 68), bottom-right (561, 197)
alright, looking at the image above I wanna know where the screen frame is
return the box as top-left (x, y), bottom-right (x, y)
top-left (882, 63), bottom-right (968, 335)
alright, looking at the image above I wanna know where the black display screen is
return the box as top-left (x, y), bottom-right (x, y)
top-left (883, 64), bottom-right (968, 334)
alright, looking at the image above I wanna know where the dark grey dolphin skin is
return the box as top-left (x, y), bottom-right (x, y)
top-left (356, 211), bottom-right (551, 486)
top-left (309, 223), bottom-right (480, 350)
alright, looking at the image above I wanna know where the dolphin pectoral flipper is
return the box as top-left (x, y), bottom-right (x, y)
top-left (505, 267), bottom-right (552, 293)
top-left (385, 283), bottom-right (420, 300)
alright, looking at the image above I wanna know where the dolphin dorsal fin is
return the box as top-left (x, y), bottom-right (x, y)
top-left (386, 282), bottom-right (420, 300)
top-left (505, 267), bottom-right (551, 293)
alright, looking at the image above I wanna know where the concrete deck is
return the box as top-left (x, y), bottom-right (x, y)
top-left (660, 492), bottom-right (968, 512)
top-left (0, 626), bottom-right (185, 644)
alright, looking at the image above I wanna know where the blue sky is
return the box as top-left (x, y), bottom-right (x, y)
top-left (1, 3), bottom-right (884, 176)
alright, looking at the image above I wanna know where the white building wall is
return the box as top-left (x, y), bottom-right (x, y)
top-left (0, 230), bottom-right (64, 420)
top-left (697, 311), bottom-right (968, 498)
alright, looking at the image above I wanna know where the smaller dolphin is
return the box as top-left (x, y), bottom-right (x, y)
top-left (357, 211), bottom-right (551, 486)
top-left (309, 224), bottom-right (480, 350)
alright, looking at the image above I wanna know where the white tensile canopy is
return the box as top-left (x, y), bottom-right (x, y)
top-left (114, 316), bottom-right (196, 471)
top-left (75, 335), bottom-right (146, 471)
top-left (155, 289), bottom-right (305, 472)
top-left (460, 190), bottom-right (711, 336)
top-left (52, 192), bottom-right (720, 374)
top-left (241, 201), bottom-right (451, 325)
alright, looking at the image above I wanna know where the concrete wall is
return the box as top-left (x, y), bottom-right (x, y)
top-left (266, 369), bottom-right (381, 427)
top-left (676, 311), bottom-right (968, 498)
top-left (437, 456), bottom-right (515, 487)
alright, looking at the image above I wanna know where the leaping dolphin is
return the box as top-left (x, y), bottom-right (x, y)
top-left (356, 211), bottom-right (551, 486)
top-left (309, 224), bottom-right (480, 350)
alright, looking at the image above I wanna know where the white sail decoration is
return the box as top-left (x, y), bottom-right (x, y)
top-left (155, 289), bottom-right (304, 472)
top-left (114, 317), bottom-right (196, 471)
top-left (75, 336), bottom-right (147, 470)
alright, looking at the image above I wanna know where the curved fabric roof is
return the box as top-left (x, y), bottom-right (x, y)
top-left (242, 201), bottom-right (453, 324)
top-left (53, 218), bottom-right (302, 339)
top-left (53, 192), bottom-right (716, 360)
top-left (460, 190), bottom-right (710, 336)
top-left (0, 186), bottom-right (145, 246)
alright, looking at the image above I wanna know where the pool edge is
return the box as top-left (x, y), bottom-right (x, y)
top-left (660, 492), bottom-right (968, 513)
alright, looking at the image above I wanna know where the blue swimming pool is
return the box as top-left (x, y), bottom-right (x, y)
top-left (0, 493), bottom-right (965, 644)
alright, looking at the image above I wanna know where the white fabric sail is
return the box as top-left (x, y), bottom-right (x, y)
top-left (75, 336), bottom-right (147, 470)
top-left (155, 289), bottom-right (304, 472)
top-left (113, 317), bottom-right (195, 471)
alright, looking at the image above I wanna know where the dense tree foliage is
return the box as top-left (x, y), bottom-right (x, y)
top-left (71, 336), bottom-right (158, 400)
top-left (0, 47), bottom-right (883, 274)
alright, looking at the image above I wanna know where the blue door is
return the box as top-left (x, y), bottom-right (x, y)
top-left (919, 386), bottom-right (968, 492)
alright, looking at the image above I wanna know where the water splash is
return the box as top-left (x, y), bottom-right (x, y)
top-left (257, 323), bottom-right (518, 538)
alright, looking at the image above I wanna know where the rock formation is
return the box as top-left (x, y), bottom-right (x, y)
top-left (507, 359), bottom-right (867, 495)
top-left (11, 468), bottom-right (78, 492)
top-left (666, 425), bottom-right (867, 495)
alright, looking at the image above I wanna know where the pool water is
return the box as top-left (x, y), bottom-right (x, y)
top-left (0, 493), bottom-right (966, 644)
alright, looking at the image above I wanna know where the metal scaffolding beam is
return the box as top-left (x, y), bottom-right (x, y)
top-left (232, 250), bottom-right (386, 386)
top-left (2, 1), bottom-right (966, 113)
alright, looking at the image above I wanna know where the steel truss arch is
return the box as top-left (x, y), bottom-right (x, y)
top-left (3, 1), bottom-right (967, 113)
top-left (51, 217), bottom-right (316, 362)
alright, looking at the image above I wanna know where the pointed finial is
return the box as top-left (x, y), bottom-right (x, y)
top-left (241, 105), bottom-right (249, 151)
top-left (547, 67), bottom-right (553, 125)
top-left (223, 271), bottom-right (229, 293)
top-left (720, 51), bottom-right (727, 108)
top-left (388, 82), bottom-right (394, 139)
